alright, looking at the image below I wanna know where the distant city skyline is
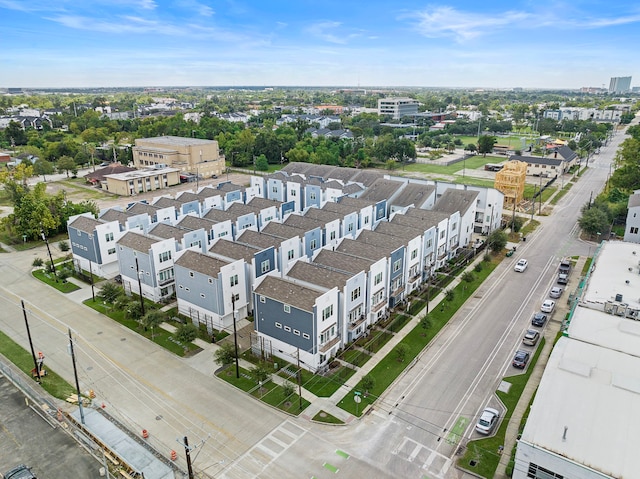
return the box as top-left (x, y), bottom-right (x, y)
top-left (1, 0), bottom-right (639, 90)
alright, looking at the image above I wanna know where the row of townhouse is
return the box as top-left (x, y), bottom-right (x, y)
top-left (68, 167), bottom-right (503, 372)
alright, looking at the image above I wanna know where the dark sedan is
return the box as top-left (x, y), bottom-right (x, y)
top-left (532, 312), bottom-right (547, 327)
top-left (512, 350), bottom-right (530, 369)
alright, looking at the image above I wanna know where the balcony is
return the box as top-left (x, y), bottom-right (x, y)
top-left (158, 277), bottom-right (174, 286)
top-left (348, 315), bottom-right (366, 331)
top-left (371, 299), bottom-right (387, 313)
top-left (319, 336), bottom-right (340, 353)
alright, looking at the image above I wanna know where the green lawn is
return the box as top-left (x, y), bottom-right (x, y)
top-left (405, 155), bottom-right (506, 175)
top-left (31, 269), bottom-right (81, 293)
top-left (338, 257), bottom-right (499, 416)
top-left (0, 329), bottom-right (76, 400)
top-left (457, 338), bottom-right (546, 478)
top-left (217, 366), bottom-right (310, 414)
top-left (312, 410), bottom-right (345, 424)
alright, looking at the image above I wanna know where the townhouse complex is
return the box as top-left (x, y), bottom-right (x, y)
top-left (68, 163), bottom-right (503, 373)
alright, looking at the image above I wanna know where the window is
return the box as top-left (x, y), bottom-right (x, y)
top-left (275, 322), bottom-right (282, 329)
top-left (322, 305), bottom-right (333, 320)
top-left (427, 238), bottom-right (432, 248)
top-left (393, 259), bottom-right (401, 272)
top-left (526, 463), bottom-right (564, 479)
top-left (272, 186), bottom-right (278, 193)
top-left (260, 295), bottom-right (266, 303)
top-left (310, 239), bottom-right (317, 249)
top-left (293, 329), bottom-right (300, 336)
top-left (158, 268), bottom-right (174, 282)
top-left (208, 278), bottom-right (213, 284)
top-left (440, 230), bottom-right (445, 239)
top-left (411, 249), bottom-right (418, 260)
top-left (303, 333), bottom-right (310, 339)
top-left (310, 192), bottom-right (317, 200)
top-left (364, 216), bottom-right (369, 225)
top-left (351, 287), bottom-right (361, 301)
top-left (189, 271), bottom-right (194, 277)
top-left (107, 248), bottom-right (116, 255)
top-left (374, 272), bottom-right (383, 285)
top-left (233, 293), bottom-right (240, 302)
top-left (631, 227), bottom-right (639, 234)
top-left (200, 293), bottom-right (205, 298)
top-left (159, 251), bottom-right (172, 263)
top-left (451, 222), bottom-right (457, 230)
top-left (230, 274), bottom-right (238, 287)
top-left (284, 325), bottom-right (291, 332)
top-left (284, 304), bottom-right (290, 313)
top-left (347, 223), bottom-right (354, 232)
top-left (219, 231), bottom-right (227, 237)
top-left (330, 231), bottom-right (336, 240)
top-left (290, 189), bottom-right (296, 197)
top-left (287, 249), bottom-right (295, 260)
top-left (105, 232), bottom-right (114, 242)
top-left (261, 260), bottom-right (270, 273)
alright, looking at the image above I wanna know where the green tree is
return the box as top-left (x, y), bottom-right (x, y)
top-left (140, 310), bottom-right (166, 338)
top-left (395, 343), bottom-right (408, 363)
top-left (477, 135), bottom-right (497, 156)
top-left (98, 282), bottom-right (123, 303)
top-left (175, 323), bottom-right (198, 343)
top-left (213, 342), bottom-right (237, 367)
top-left (362, 374), bottom-right (375, 396)
top-left (420, 314), bottom-right (432, 335)
top-left (578, 205), bottom-right (610, 236)
top-left (33, 158), bottom-right (54, 182)
top-left (282, 381), bottom-right (295, 400)
top-left (57, 155), bottom-right (77, 177)
top-left (250, 363), bottom-right (271, 385)
top-left (254, 154), bottom-right (269, 171)
top-left (487, 229), bottom-right (508, 253)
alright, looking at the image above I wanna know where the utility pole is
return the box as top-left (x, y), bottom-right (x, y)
top-left (68, 329), bottom-right (85, 425)
top-left (89, 260), bottom-right (95, 301)
top-left (183, 436), bottom-right (194, 479)
top-left (135, 257), bottom-right (145, 316)
top-left (41, 226), bottom-right (56, 279)
top-left (296, 348), bottom-right (302, 411)
top-left (531, 184), bottom-right (537, 220)
top-left (231, 295), bottom-right (240, 379)
top-left (22, 300), bottom-right (42, 382)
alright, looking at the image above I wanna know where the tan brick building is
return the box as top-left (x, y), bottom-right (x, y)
top-left (132, 136), bottom-right (224, 179)
top-left (104, 166), bottom-right (181, 196)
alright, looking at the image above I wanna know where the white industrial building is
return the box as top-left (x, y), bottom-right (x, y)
top-left (514, 241), bottom-right (640, 479)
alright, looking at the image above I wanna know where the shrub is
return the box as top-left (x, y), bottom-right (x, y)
top-left (175, 323), bottom-right (198, 343)
top-left (462, 271), bottom-right (475, 283)
top-left (213, 343), bottom-right (237, 366)
top-left (282, 381), bottom-right (295, 399)
top-left (395, 343), bottom-right (408, 362)
top-left (58, 240), bottom-right (70, 251)
top-left (474, 262), bottom-right (483, 272)
top-left (362, 375), bottom-right (375, 395)
top-left (98, 281), bottom-right (123, 303)
top-left (32, 257), bottom-right (44, 267)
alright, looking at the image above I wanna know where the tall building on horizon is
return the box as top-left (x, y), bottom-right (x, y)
top-left (609, 76), bottom-right (632, 93)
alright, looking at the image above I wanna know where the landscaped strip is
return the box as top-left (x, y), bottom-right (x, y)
top-left (32, 269), bottom-right (81, 293)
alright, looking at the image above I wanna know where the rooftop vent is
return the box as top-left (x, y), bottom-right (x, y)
top-left (616, 293), bottom-right (624, 302)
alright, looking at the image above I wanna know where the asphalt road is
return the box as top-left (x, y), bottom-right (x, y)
top-left (0, 125), bottom-right (630, 479)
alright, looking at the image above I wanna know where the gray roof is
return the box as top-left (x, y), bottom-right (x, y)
top-left (374, 221), bottom-right (424, 241)
top-left (356, 229), bottom-right (406, 252)
top-left (174, 249), bottom-right (227, 277)
top-left (313, 249), bottom-right (373, 275)
top-left (247, 197), bottom-right (283, 210)
top-left (434, 188), bottom-right (478, 216)
top-left (254, 276), bottom-right (322, 313)
top-left (236, 229), bottom-right (283, 250)
top-left (303, 207), bottom-right (342, 223)
top-left (177, 215), bottom-right (215, 231)
top-left (404, 207), bottom-right (450, 225)
top-left (116, 231), bottom-right (158, 252)
top-left (227, 202), bottom-right (259, 216)
top-left (557, 145), bottom-right (578, 161)
top-left (281, 162), bottom-right (315, 176)
top-left (127, 202), bottom-right (159, 217)
top-left (287, 261), bottom-right (350, 290)
top-left (336, 238), bottom-right (389, 261)
top-left (390, 212), bottom-right (438, 231)
top-left (175, 191), bottom-right (201, 203)
top-left (216, 182), bottom-right (244, 193)
top-left (153, 196), bottom-right (182, 209)
top-left (261, 222), bottom-right (304, 239)
top-left (99, 208), bottom-right (131, 226)
top-left (149, 222), bottom-right (186, 241)
top-left (342, 183), bottom-right (365, 195)
top-left (195, 186), bottom-right (222, 199)
top-left (391, 183), bottom-right (436, 208)
top-left (209, 239), bottom-right (259, 263)
top-left (68, 215), bottom-right (102, 232)
top-left (321, 201), bottom-right (360, 216)
top-left (338, 196), bottom-right (377, 208)
top-left (203, 208), bottom-right (236, 223)
top-left (283, 214), bottom-right (324, 231)
top-left (628, 192), bottom-right (640, 209)
top-left (359, 178), bottom-right (404, 203)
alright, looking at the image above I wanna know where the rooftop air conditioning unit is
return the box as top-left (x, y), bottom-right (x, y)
top-left (605, 301), bottom-right (615, 314)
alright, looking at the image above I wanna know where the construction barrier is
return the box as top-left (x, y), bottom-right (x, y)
top-left (170, 450), bottom-right (177, 461)
top-left (57, 408), bottom-right (63, 421)
top-left (142, 429), bottom-right (149, 439)
top-left (89, 390), bottom-right (96, 399)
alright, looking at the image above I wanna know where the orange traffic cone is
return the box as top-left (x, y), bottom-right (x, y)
top-left (170, 450), bottom-right (177, 461)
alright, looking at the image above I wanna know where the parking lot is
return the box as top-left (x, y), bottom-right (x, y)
top-left (0, 374), bottom-right (100, 478)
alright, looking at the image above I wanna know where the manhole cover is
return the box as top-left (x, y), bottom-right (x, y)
top-left (86, 366), bottom-right (93, 371)
top-left (156, 415), bottom-right (163, 420)
top-left (121, 338), bottom-right (127, 341)
top-left (97, 331), bottom-right (103, 335)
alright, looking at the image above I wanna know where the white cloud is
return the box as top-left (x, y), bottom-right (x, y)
top-left (306, 21), bottom-right (346, 44)
top-left (408, 6), bottom-right (531, 41)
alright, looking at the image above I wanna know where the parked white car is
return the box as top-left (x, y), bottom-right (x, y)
top-left (541, 299), bottom-right (556, 313)
top-left (514, 259), bottom-right (528, 272)
top-left (475, 407), bottom-right (500, 435)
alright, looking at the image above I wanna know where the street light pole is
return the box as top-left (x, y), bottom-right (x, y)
top-left (231, 294), bottom-right (240, 379)
top-left (135, 257), bottom-right (145, 316)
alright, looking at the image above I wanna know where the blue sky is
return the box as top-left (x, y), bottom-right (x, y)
top-left (1, 0), bottom-right (639, 89)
